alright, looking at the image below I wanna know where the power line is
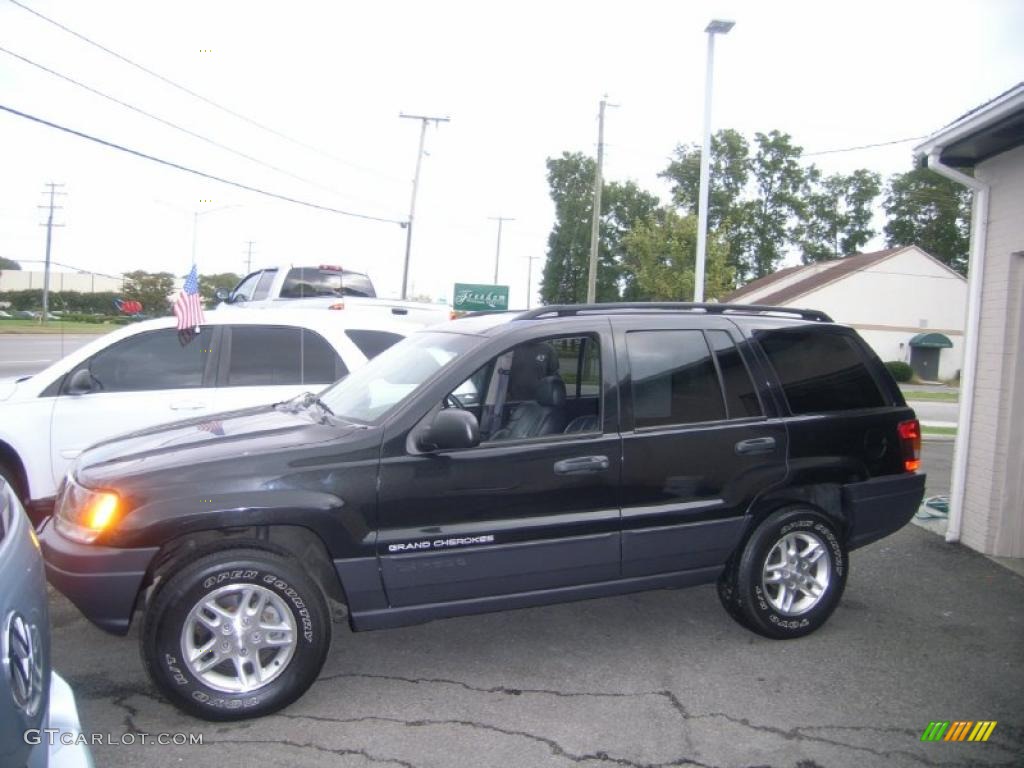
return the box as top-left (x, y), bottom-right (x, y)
top-left (0, 45), bottom-right (396, 209)
top-left (0, 103), bottom-right (406, 225)
top-left (804, 135), bottom-right (927, 157)
top-left (7, 0), bottom-right (401, 182)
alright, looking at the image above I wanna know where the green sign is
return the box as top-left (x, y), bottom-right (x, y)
top-left (453, 283), bottom-right (509, 312)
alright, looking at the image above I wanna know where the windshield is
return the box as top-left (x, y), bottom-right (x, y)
top-left (318, 331), bottom-right (477, 423)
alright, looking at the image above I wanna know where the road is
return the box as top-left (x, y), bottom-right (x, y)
top-left (48, 520), bottom-right (1022, 768)
top-left (909, 400), bottom-right (959, 426)
top-left (0, 334), bottom-right (102, 377)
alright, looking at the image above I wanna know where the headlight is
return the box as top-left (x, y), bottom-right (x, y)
top-left (54, 476), bottom-right (122, 544)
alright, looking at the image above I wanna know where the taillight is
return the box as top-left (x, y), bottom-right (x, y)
top-left (328, 301), bottom-right (346, 310)
top-left (898, 419), bottom-right (921, 472)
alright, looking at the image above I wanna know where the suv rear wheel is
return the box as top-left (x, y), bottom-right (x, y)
top-left (141, 548), bottom-right (331, 720)
top-left (718, 507), bottom-right (847, 639)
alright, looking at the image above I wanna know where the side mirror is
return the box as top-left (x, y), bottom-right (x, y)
top-left (419, 409), bottom-right (480, 452)
top-left (215, 289), bottom-right (231, 302)
top-left (67, 369), bottom-right (96, 395)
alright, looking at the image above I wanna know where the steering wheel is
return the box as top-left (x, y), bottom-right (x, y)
top-left (444, 393), bottom-right (466, 410)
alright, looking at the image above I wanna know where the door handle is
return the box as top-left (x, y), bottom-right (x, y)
top-left (735, 437), bottom-right (777, 455)
top-left (170, 401), bottom-right (206, 411)
top-left (554, 455), bottom-right (609, 475)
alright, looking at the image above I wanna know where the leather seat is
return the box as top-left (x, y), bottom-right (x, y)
top-left (563, 414), bottom-right (599, 434)
top-left (491, 376), bottom-right (567, 440)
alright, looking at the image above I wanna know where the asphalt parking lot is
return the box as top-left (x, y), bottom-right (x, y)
top-left (46, 440), bottom-right (1023, 768)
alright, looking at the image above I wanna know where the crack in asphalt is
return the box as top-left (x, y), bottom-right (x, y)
top-left (276, 711), bottom-right (714, 768)
top-left (72, 670), bottom-right (1021, 768)
top-left (309, 672), bottom-right (1020, 768)
top-left (200, 737), bottom-right (417, 767)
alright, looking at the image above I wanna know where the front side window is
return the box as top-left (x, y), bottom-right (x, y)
top-left (231, 271), bottom-right (262, 302)
top-left (449, 334), bottom-right (602, 442)
top-left (226, 326), bottom-right (344, 386)
top-left (318, 332), bottom-right (477, 423)
top-left (627, 330), bottom-right (725, 428)
top-left (756, 328), bottom-right (886, 414)
top-left (69, 328), bottom-right (208, 393)
top-left (252, 269), bottom-right (278, 300)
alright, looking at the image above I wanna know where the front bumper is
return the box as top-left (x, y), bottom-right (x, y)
top-left (843, 472), bottom-right (927, 550)
top-left (43, 672), bottom-right (94, 768)
top-left (38, 518), bottom-right (159, 635)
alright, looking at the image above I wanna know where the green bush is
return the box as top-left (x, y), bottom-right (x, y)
top-left (884, 360), bottom-right (914, 383)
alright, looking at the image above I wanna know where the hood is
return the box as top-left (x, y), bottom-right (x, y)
top-left (0, 376), bottom-right (31, 402)
top-left (75, 403), bottom-right (366, 488)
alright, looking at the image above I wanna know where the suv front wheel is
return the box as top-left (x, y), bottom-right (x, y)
top-left (718, 508), bottom-right (847, 639)
top-left (141, 548), bottom-right (331, 720)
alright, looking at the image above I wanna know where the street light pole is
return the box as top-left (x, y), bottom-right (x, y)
top-left (190, 204), bottom-right (241, 267)
top-left (694, 19), bottom-right (734, 303)
top-left (400, 113), bottom-right (450, 300)
top-left (488, 216), bottom-right (515, 285)
top-left (525, 255), bottom-right (540, 309)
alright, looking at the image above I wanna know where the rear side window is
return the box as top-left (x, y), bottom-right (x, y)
top-left (226, 326), bottom-right (346, 386)
top-left (707, 330), bottom-right (763, 418)
top-left (345, 329), bottom-right (404, 360)
top-left (756, 328), bottom-right (885, 413)
top-left (627, 330), bottom-right (725, 428)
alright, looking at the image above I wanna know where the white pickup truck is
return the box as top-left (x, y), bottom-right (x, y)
top-left (216, 264), bottom-right (449, 325)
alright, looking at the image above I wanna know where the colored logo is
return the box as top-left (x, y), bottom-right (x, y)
top-left (452, 283), bottom-right (509, 312)
top-left (921, 721), bottom-right (997, 742)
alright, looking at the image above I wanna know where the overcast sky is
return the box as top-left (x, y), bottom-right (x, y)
top-left (1, 0), bottom-right (1022, 305)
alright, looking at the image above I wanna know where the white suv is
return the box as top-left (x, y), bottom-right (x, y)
top-left (0, 310), bottom-right (412, 523)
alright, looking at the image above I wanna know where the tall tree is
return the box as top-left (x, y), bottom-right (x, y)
top-left (124, 271), bottom-right (175, 316)
top-left (797, 169), bottom-right (882, 263)
top-left (0, 257), bottom-right (21, 270)
top-left (661, 129), bottom-right (750, 281)
top-left (883, 167), bottom-right (971, 275)
top-left (743, 130), bottom-right (808, 279)
top-left (603, 180), bottom-right (661, 300)
top-left (539, 153), bottom-right (658, 305)
top-left (199, 272), bottom-right (242, 304)
top-left (623, 210), bottom-right (733, 301)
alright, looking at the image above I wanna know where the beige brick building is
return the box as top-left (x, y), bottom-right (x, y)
top-left (916, 83), bottom-right (1024, 559)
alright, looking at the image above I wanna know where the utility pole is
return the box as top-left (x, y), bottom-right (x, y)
top-left (525, 254), bottom-right (540, 309)
top-left (586, 97), bottom-right (615, 304)
top-left (244, 241), bottom-right (256, 273)
top-left (399, 113), bottom-right (450, 300)
top-left (488, 216), bottom-right (515, 285)
top-left (38, 182), bottom-right (65, 324)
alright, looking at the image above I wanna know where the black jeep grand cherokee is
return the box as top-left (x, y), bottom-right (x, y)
top-left (40, 302), bottom-right (925, 720)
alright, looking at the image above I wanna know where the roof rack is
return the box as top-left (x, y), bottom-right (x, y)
top-left (514, 302), bottom-right (833, 323)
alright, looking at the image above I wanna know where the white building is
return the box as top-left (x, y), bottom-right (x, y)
top-left (0, 269), bottom-right (125, 293)
top-left (916, 82), bottom-right (1024, 560)
top-left (726, 245), bottom-right (967, 381)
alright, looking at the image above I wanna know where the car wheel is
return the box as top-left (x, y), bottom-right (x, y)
top-left (723, 507), bottom-right (847, 639)
top-left (715, 559), bottom-right (749, 629)
top-left (141, 547), bottom-right (331, 720)
top-left (0, 460), bottom-right (26, 502)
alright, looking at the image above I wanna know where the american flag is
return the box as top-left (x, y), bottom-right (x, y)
top-left (197, 419), bottom-right (225, 436)
top-left (174, 264), bottom-right (205, 332)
